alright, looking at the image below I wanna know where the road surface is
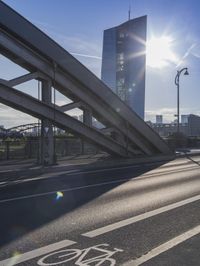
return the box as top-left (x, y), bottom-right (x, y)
top-left (0, 155), bottom-right (200, 265)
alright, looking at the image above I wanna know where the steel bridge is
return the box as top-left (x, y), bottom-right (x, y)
top-left (7, 123), bottom-right (40, 134)
top-left (0, 123), bottom-right (40, 139)
top-left (0, 1), bottom-right (172, 164)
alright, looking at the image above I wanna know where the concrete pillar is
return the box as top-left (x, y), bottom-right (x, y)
top-left (82, 109), bottom-right (92, 154)
top-left (83, 108), bottom-right (92, 127)
top-left (40, 80), bottom-right (54, 165)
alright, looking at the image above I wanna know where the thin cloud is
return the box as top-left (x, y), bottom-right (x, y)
top-left (70, 52), bottom-right (102, 60)
top-left (176, 43), bottom-right (199, 67)
top-left (33, 19), bottom-right (101, 56)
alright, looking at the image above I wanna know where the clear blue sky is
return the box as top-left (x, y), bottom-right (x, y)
top-left (1, 0), bottom-right (200, 126)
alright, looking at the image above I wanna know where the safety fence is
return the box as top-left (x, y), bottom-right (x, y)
top-left (0, 137), bottom-right (99, 161)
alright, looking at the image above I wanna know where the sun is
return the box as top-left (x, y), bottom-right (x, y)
top-left (146, 36), bottom-right (177, 68)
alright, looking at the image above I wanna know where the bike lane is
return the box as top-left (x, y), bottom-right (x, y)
top-left (1, 198), bottom-right (200, 265)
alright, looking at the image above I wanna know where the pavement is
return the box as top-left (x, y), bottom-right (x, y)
top-left (0, 154), bottom-right (200, 265)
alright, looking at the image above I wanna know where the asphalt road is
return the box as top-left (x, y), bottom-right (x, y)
top-left (0, 155), bottom-right (200, 265)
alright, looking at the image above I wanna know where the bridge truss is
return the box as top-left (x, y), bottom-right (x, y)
top-left (0, 1), bottom-right (172, 164)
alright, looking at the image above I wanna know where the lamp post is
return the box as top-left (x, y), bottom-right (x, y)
top-left (174, 67), bottom-right (189, 134)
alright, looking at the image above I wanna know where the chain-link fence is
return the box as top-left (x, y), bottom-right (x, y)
top-left (0, 137), bottom-right (99, 161)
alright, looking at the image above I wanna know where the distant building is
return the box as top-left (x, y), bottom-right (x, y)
top-left (156, 115), bottom-right (163, 124)
top-left (149, 114), bottom-right (200, 137)
top-left (101, 16), bottom-right (147, 119)
top-left (188, 114), bottom-right (200, 136)
top-left (181, 114), bottom-right (189, 124)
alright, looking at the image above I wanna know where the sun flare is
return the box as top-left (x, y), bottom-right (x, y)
top-left (146, 36), bottom-right (177, 68)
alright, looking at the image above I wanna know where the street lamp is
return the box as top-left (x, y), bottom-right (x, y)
top-left (174, 67), bottom-right (189, 134)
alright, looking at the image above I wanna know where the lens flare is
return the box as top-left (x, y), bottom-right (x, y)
top-left (56, 191), bottom-right (64, 200)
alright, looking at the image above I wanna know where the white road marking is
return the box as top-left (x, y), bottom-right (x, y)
top-left (0, 163), bottom-right (145, 187)
top-left (0, 156), bottom-right (178, 184)
top-left (0, 155), bottom-right (198, 179)
top-left (123, 224), bottom-right (200, 266)
top-left (37, 243), bottom-right (123, 266)
top-left (82, 194), bottom-right (200, 238)
top-left (0, 156), bottom-right (198, 190)
top-left (0, 163), bottom-right (200, 204)
top-left (0, 170), bottom-right (13, 173)
top-left (0, 178), bottom-right (133, 204)
top-left (3, 157), bottom-right (199, 189)
top-left (0, 239), bottom-right (76, 266)
top-left (0, 162), bottom-right (140, 176)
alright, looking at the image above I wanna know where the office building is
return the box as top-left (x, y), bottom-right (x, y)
top-left (181, 115), bottom-right (189, 124)
top-left (101, 16), bottom-right (147, 119)
top-left (156, 115), bottom-right (163, 124)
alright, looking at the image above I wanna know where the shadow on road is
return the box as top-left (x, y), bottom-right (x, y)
top-left (0, 157), bottom-right (171, 248)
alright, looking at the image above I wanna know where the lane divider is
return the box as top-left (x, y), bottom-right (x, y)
top-left (82, 194), bottom-right (200, 238)
top-left (0, 166), bottom-right (200, 204)
top-left (1, 158), bottom-right (199, 188)
top-left (123, 224), bottom-right (200, 266)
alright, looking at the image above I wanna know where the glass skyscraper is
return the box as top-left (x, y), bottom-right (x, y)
top-left (101, 16), bottom-right (147, 119)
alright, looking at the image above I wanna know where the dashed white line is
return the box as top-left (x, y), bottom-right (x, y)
top-left (82, 194), bottom-right (200, 238)
top-left (123, 224), bottom-right (200, 266)
top-left (0, 239), bottom-right (76, 266)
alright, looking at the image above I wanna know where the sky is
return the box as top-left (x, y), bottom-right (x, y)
top-left (1, 0), bottom-right (200, 127)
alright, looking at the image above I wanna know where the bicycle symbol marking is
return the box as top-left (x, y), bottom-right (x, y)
top-left (37, 243), bottom-right (123, 265)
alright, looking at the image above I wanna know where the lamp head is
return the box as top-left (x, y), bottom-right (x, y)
top-left (184, 68), bottom-right (189, 75)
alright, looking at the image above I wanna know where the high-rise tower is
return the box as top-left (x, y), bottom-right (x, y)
top-left (101, 16), bottom-right (147, 119)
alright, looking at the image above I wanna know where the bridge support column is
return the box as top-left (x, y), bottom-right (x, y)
top-left (81, 109), bottom-right (92, 154)
top-left (83, 109), bottom-right (92, 127)
top-left (40, 80), bottom-right (54, 165)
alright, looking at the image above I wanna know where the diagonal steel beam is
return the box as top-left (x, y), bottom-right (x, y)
top-left (0, 31), bottom-right (154, 155)
top-left (7, 72), bottom-right (39, 87)
top-left (0, 1), bottom-right (172, 156)
top-left (0, 82), bottom-right (135, 157)
top-left (60, 102), bottom-right (83, 112)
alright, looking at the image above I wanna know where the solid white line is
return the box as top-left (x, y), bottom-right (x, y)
top-left (123, 224), bottom-right (200, 266)
top-left (0, 162), bottom-right (139, 175)
top-left (82, 194), bottom-right (200, 238)
top-left (1, 164), bottom-right (200, 204)
top-left (0, 156), bottom-right (174, 179)
top-left (0, 163), bottom-right (145, 187)
top-left (0, 158), bottom-right (197, 189)
top-left (0, 178), bottom-right (131, 204)
top-left (3, 158), bottom-right (199, 188)
top-left (0, 239), bottom-right (76, 266)
top-left (0, 169), bottom-right (13, 173)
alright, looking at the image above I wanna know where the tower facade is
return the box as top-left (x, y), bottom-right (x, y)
top-left (101, 16), bottom-right (147, 119)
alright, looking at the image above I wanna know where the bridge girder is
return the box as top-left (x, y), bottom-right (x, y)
top-left (0, 82), bottom-right (137, 157)
top-left (0, 1), bottom-right (172, 158)
top-left (0, 30), bottom-right (159, 155)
